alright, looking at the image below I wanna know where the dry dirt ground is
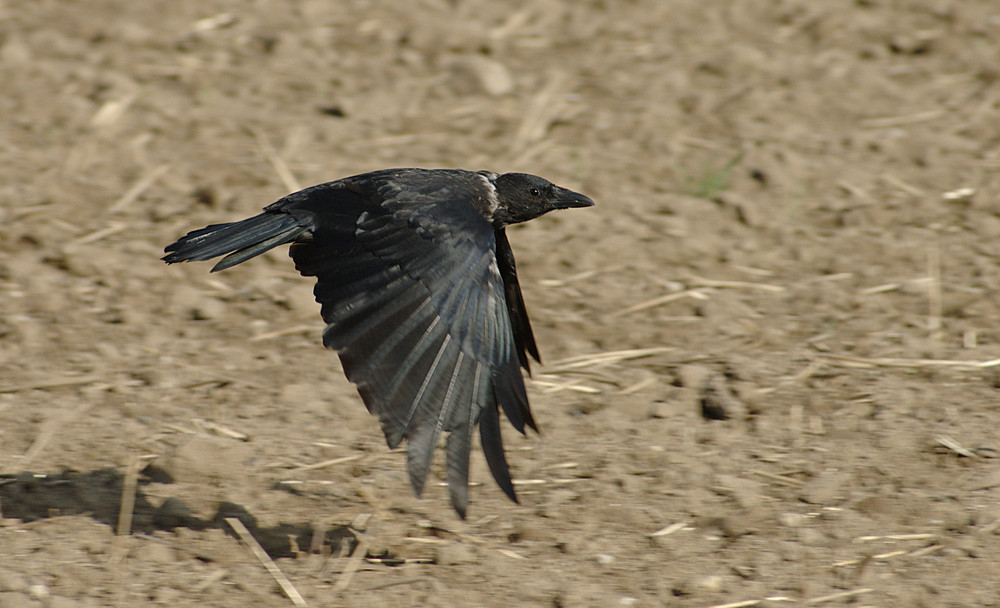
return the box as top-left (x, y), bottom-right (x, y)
top-left (2, 1), bottom-right (1000, 606)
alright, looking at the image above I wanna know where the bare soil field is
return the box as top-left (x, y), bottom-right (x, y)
top-left (2, 1), bottom-right (1000, 606)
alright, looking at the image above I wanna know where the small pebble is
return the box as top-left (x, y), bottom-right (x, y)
top-left (696, 575), bottom-right (724, 593)
top-left (28, 584), bottom-right (50, 601)
top-left (778, 512), bottom-right (809, 527)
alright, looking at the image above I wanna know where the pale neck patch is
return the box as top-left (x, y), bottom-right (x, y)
top-left (476, 171), bottom-right (500, 220)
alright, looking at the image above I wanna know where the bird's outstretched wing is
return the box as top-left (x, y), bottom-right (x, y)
top-left (166, 170), bottom-right (535, 517)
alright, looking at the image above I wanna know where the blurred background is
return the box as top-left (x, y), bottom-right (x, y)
top-left (1, 1), bottom-right (999, 606)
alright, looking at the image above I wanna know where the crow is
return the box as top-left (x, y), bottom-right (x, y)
top-left (163, 168), bottom-right (594, 517)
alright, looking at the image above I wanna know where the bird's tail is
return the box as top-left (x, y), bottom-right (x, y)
top-left (163, 212), bottom-right (309, 272)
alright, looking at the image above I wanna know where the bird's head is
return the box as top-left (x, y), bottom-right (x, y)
top-left (491, 172), bottom-right (595, 226)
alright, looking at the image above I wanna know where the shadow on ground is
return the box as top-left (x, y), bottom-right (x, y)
top-left (0, 467), bottom-right (357, 559)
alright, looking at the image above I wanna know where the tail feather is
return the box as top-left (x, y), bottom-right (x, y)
top-left (163, 212), bottom-right (309, 272)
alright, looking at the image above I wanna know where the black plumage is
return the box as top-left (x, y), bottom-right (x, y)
top-left (163, 168), bottom-right (594, 517)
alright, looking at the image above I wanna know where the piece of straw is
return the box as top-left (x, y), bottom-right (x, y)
top-left (225, 517), bottom-right (308, 608)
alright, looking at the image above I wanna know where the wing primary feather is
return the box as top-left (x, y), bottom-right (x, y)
top-left (445, 426), bottom-right (472, 518)
top-left (436, 351), bottom-right (466, 437)
top-left (479, 381), bottom-right (517, 503)
top-left (494, 362), bottom-right (537, 434)
top-left (444, 354), bottom-right (484, 518)
top-left (404, 336), bottom-right (460, 496)
top-left (403, 334), bottom-right (451, 440)
top-left (407, 342), bottom-right (471, 502)
top-left (377, 319), bottom-right (446, 449)
top-left (403, 317), bottom-right (451, 427)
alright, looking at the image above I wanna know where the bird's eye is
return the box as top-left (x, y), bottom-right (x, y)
top-left (529, 188), bottom-right (541, 197)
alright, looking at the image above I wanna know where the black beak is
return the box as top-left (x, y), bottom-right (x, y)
top-left (552, 187), bottom-right (596, 210)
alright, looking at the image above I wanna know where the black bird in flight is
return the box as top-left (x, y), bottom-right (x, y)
top-left (164, 168), bottom-right (594, 517)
